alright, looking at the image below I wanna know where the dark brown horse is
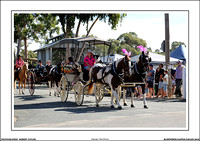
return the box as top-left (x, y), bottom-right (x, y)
top-left (86, 55), bottom-right (132, 109)
top-left (47, 62), bottom-right (62, 96)
top-left (123, 51), bottom-right (151, 108)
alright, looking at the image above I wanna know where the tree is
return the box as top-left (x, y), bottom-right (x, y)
top-left (170, 41), bottom-right (186, 52)
top-left (14, 13), bottom-right (60, 59)
top-left (14, 14), bottom-right (39, 59)
top-left (36, 14), bottom-right (60, 45)
top-left (55, 13), bottom-right (127, 62)
top-left (116, 32), bottom-right (147, 56)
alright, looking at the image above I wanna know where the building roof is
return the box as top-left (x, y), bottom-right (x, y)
top-left (34, 36), bottom-right (111, 52)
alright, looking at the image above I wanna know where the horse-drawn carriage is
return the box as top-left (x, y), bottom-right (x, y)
top-left (59, 58), bottom-right (110, 106)
top-left (26, 59), bottom-right (55, 96)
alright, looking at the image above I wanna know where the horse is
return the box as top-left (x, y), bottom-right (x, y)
top-left (122, 51), bottom-right (151, 108)
top-left (47, 62), bottom-right (63, 96)
top-left (14, 62), bottom-right (29, 94)
top-left (86, 55), bottom-right (132, 109)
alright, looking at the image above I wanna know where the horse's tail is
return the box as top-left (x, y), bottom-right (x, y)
top-left (88, 81), bottom-right (94, 95)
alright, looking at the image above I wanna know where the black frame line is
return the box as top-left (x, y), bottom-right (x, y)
top-left (11, 10), bottom-right (189, 132)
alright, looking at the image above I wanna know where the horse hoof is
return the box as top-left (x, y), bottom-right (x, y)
top-left (118, 106), bottom-right (122, 110)
top-left (124, 103), bottom-right (128, 106)
top-left (96, 104), bottom-right (99, 107)
top-left (144, 105), bottom-right (148, 109)
top-left (111, 105), bottom-right (114, 108)
top-left (131, 104), bottom-right (135, 108)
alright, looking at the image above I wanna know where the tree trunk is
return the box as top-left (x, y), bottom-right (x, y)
top-left (74, 19), bottom-right (81, 60)
top-left (65, 21), bottom-right (71, 62)
top-left (24, 37), bottom-right (28, 60)
top-left (76, 16), bottom-right (100, 62)
top-left (17, 38), bottom-right (22, 57)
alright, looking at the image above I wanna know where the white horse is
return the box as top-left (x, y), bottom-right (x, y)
top-left (86, 55), bottom-right (132, 109)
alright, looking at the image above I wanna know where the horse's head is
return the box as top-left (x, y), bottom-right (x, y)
top-left (22, 62), bottom-right (28, 71)
top-left (138, 51), bottom-right (151, 72)
top-left (116, 55), bottom-right (132, 77)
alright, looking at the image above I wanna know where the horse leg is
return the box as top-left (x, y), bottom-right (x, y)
top-left (93, 83), bottom-right (99, 107)
top-left (110, 89), bottom-right (115, 108)
top-left (53, 82), bottom-right (57, 96)
top-left (112, 88), bottom-right (122, 109)
top-left (143, 93), bottom-right (148, 109)
top-left (123, 88), bottom-right (127, 106)
top-left (141, 84), bottom-right (148, 108)
top-left (55, 81), bottom-right (60, 96)
top-left (23, 79), bottom-right (26, 94)
top-left (19, 81), bottom-right (21, 94)
top-left (48, 81), bottom-right (51, 96)
top-left (131, 91), bottom-right (135, 107)
top-left (21, 81), bottom-right (24, 94)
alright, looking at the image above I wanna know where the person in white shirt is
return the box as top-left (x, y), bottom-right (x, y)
top-left (162, 70), bottom-right (168, 97)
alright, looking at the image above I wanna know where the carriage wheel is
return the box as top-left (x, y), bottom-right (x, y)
top-left (28, 72), bottom-right (35, 95)
top-left (59, 75), bottom-right (69, 102)
top-left (74, 81), bottom-right (84, 105)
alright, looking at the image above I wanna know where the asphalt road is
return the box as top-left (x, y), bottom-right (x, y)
top-left (14, 84), bottom-right (186, 129)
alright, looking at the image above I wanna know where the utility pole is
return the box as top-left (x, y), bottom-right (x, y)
top-left (165, 13), bottom-right (172, 97)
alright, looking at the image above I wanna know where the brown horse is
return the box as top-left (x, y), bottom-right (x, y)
top-left (123, 51), bottom-right (151, 108)
top-left (14, 62), bottom-right (28, 94)
top-left (86, 55), bottom-right (132, 109)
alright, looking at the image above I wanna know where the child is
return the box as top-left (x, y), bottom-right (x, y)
top-left (162, 70), bottom-right (168, 97)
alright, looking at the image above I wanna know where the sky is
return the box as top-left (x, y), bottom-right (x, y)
top-left (28, 11), bottom-right (188, 52)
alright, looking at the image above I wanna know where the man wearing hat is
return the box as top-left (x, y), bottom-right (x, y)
top-left (36, 60), bottom-right (45, 77)
top-left (146, 64), bottom-right (156, 98)
top-left (84, 50), bottom-right (95, 71)
top-left (174, 60), bottom-right (184, 97)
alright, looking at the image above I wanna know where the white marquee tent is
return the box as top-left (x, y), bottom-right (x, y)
top-left (131, 52), bottom-right (180, 65)
top-left (100, 54), bottom-right (124, 63)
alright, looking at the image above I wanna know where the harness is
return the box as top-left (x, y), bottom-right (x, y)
top-left (97, 61), bottom-right (124, 85)
top-left (132, 62), bottom-right (146, 82)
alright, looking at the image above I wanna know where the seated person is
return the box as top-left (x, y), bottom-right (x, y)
top-left (84, 50), bottom-right (95, 71)
top-left (15, 55), bottom-right (24, 70)
top-left (36, 60), bottom-right (45, 77)
top-left (45, 60), bottom-right (52, 73)
top-left (15, 55), bottom-right (24, 80)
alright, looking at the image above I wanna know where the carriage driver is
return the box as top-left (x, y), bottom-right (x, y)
top-left (84, 50), bottom-right (95, 71)
top-left (36, 60), bottom-right (45, 77)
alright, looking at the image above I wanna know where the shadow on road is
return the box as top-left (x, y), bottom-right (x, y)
top-left (14, 95), bottom-right (45, 101)
top-left (55, 105), bottom-right (119, 114)
top-left (135, 98), bottom-right (186, 103)
top-left (14, 101), bottom-right (78, 110)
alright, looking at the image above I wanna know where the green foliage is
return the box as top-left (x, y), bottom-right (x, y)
top-left (20, 50), bottom-right (37, 58)
top-left (113, 32), bottom-right (147, 56)
top-left (170, 41), bottom-right (186, 52)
